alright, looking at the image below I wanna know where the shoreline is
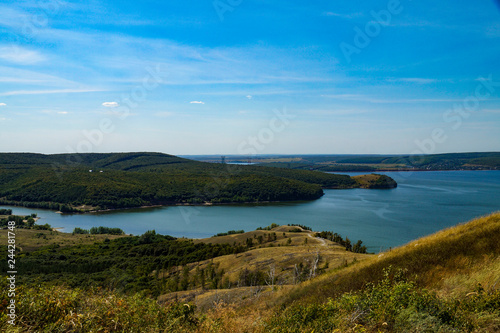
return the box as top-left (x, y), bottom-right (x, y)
top-left (1, 170), bottom-right (496, 216)
top-left (0, 180), bottom-right (396, 215)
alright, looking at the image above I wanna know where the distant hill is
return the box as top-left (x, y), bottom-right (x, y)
top-left (196, 152), bottom-right (500, 171)
top-left (0, 152), bottom-right (395, 211)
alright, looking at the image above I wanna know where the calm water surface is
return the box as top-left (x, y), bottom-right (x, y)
top-left (2, 171), bottom-right (499, 252)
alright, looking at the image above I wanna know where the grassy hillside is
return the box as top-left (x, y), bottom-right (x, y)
top-left (1, 213), bottom-right (499, 332)
top-left (275, 212), bottom-right (500, 304)
top-left (0, 152), bottom-right (394, 211)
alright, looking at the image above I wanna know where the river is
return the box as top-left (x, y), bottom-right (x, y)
top-left (2, 171), bottom-right (499, 252)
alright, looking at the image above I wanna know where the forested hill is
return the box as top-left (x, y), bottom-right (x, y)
top-left (0, 152), bottom-right (190, 170)
top-left (206, 151), bottom-right (500, 171)
top-left (0, 152), bottom-right (395, 211)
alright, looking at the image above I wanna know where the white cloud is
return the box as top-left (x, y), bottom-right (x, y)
top-left (0, 89), bottom-right (104, 96)
top-left (387, 78), bottom-right (438, 84)
top-left (0, 66), bottom-right (84, 87)
top-left (320, 94), bottom-right (478, 104)
top-left (323, 12), bottom-right (363, 19)
top-left (0, 103), bottom-right (6, 106)
top-left (190, 101), bottom-right (205, 104)
top-left (246, 95), bottom-right (252, 99)
top-left (0, 45), bottom-right (46, 65)
top-left (40, 110), bottom-right (70, 115)
top-left (155, 111), bottom-right (175, 117)
top-left (102, 102), bottom-right (119, 108)
top-left (305, 109), bottom-right (369, 116)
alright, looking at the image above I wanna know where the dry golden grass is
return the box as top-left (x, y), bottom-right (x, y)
top-left (0, 228), bottom-right (125, 252)
top-left (438, 254), bottom-right (500, 298)
top-left (272, 212), bottom-right (500, 306)
top-left (181, 212), bottom-right (500, 333)
top-left (171, 227), bottom-right (369, 282)
top-left (160, 226), bottom-right (370, 314)
top-left (192, 227), bottom-right (322, 246)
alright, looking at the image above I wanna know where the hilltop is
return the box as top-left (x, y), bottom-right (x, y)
top-left (217, 212), bottom-right (500, 332)
top-left (0, 152), bottom-right (396, 212)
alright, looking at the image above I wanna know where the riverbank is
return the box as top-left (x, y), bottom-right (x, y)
top-left (1, 171), bottom-right (498, 250)
top-left (0, 174), bottom-right (397, 214)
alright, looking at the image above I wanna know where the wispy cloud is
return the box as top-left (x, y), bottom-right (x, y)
top-left (41, 110), bottom-right (70, 115)
top-left (0, 6), bottom-right (30, 30)
top-left (387, 78), bottom-right (438, 84)
top-left (246, 95), bottom-right (252, 99)
top-left (102, 102), bottom-right (119, 108)
top-left (323, 11), bottom-right (363, 19)
top-left (190, 101), bottom-right (205, 104)
top-left (0, 89), bottom-right (104, 96)
top-left (6, 25), bottom-right (334, 87)
top-left (0, 103), bottom-right (6, 106)
top-left (305, 108), bottom-right (369, 116)
top-left (320, 94), bottom-right (480, 104)
top-left (0, 66), bottom-right (82, 86)
top-left (0, 46), bottom-right (46, 64)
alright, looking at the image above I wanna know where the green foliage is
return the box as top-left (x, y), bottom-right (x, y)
top-left (0, 282), bottom-right (198, 332)
top-left (258, 162), bottom-right (377, 172)
top-left (315, 231), bottom-right (367, 253)
top-left (256, 152), bottom-right (500, 171)
top-left (0, 231), bottom-right (246, 297)
top-left (72, 227), bottom-right (89, 234)
top-left (287, 224), bottom-right (312, 231)
top-left (89, 226), bottom-right (124, 235)
top-left (31, 223), bottom-right (52, 231)
top-left (256, 223), bottom-right (280, 231)
top-left (0, 214), bottom-right (52, 230)
top-left (265, 267), bottom-right (500, 332)
top-left (213, 229), bottom-right (245, 237)
top-left (357, 174), bottom-right (398, 189)
top-left (72, 226), bottom-right (124, 235)
top-left (0, 152), bottom-right (364, 210)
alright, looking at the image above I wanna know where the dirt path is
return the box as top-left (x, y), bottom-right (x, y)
top-left (307, 233), bottom-right (327, 246)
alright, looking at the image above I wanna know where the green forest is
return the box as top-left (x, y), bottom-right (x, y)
top-left (0, 152), bottom-right (392, 211)
top-left (4, 230), bottom-right (247, 296)
top-left (236, 152), bottom-right (500, 171)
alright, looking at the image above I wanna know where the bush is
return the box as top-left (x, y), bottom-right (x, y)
top-left (32, 223), bottom-right (52, 231)
top-left (265, 266), bottom-right (500, 332)
top-left (0, 282), bottom-right (198, 332)
top-left (72, 227), bottom-right (89, 234)
top-left (89, 226), bottom-right (124, 235)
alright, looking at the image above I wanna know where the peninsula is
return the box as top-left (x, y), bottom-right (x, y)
top-left (0, 152), bottom-right (396, 212)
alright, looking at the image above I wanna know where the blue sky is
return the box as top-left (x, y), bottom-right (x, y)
top-left (0, 0), bottom-right (499, 155)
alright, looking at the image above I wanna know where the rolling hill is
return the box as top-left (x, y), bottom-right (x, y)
top-left (233, 152), bottom-right (500, 171)
top-left (0, 152), bottom-right (395, 211)
top-left (0, 213), bottom-right (498, 332)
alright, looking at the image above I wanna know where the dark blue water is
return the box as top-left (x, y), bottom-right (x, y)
top-left (2, 171), bottom-right (499, 252)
